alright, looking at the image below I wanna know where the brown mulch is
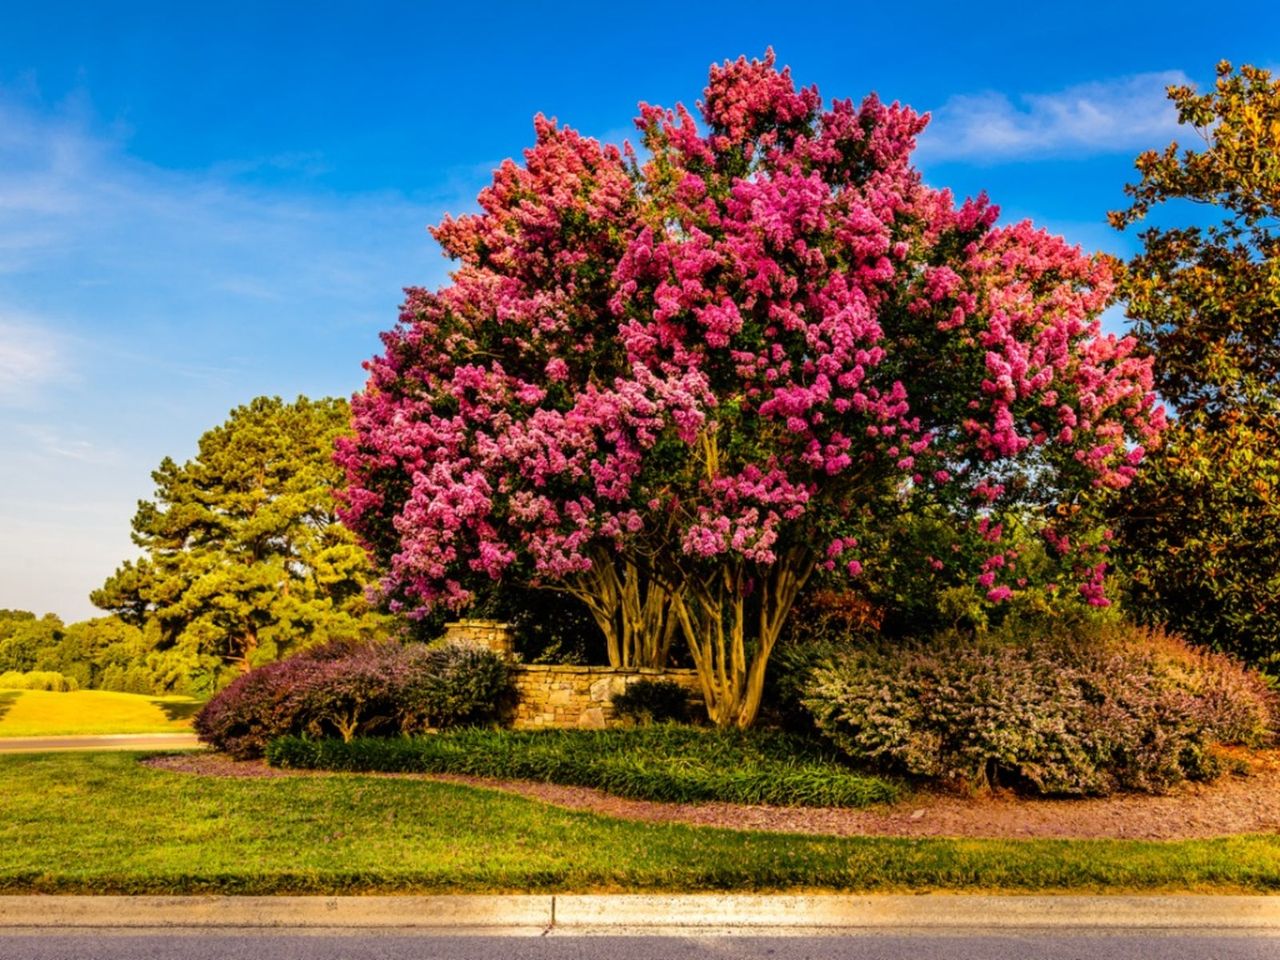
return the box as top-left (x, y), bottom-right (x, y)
top-left (142, 750), bottom-right (1280, 841)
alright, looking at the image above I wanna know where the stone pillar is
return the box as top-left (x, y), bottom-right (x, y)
top-left (443, 619), bottom-right (515, 658)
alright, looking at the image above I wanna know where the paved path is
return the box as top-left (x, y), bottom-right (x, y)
top-left (0, 733), bottom-right (200, 753)
top-left (1, 932), bottom-right (1277, 960)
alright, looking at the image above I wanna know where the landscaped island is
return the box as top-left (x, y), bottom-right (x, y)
top-left (5, 52), bottom-right (1280, 900)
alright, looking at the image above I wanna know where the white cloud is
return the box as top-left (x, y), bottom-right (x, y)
top-left (0, 87), bottom-right (492, 622)
top-left (14, 424), bottom-right (119, 464)
top-left (0, 316), bottom-right (67, 405)
top-left (919, 71), bottom-right (1192, 163)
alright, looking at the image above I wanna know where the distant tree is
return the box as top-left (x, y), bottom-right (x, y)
top-left (1109, 62), bottom-right (1280, 667)
top-left (93, 396), bottom-right (388, 693)
top-left (34, 616), bottom-right (146, 691)
top-left (0, 611), bottom-right (64, 673)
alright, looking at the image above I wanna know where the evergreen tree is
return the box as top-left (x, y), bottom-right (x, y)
top-left (93, 396), bottom-right (387, 693)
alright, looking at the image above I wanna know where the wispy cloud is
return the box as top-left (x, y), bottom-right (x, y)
top-left (14, 424), bottom-right (120, 465)
top-left (919, 71), bottom-right (1191, 163)
top-left (0, 87), bottom-right (470, 341)
top-left (0, 86), bottom-right (494, 621)
top-left (0, 315), bottom-right (68, 405)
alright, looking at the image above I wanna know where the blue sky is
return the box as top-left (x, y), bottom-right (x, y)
top-left (2, 0), bottom-right (1277, 621)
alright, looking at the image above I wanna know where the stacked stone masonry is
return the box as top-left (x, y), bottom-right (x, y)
top-left (445, 619), bottom-right (702, 729)
top-left (443, 620), bottom-right (516, 657)
top-left (508, 665), bottom-right (704, 730)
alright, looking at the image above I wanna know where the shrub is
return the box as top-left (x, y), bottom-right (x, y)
top-left (267, 725), bottom-right (899, 808)
top-left (194, 639), bottom-right (512, 758)
top-left (0, 670), bottom-right (79, 692)
top-left (611, 679), bottom-right (690, 725)
top-left (395, 642), bottom-right (515, 731)
top-left (804, 621), bottom-right (1275, 795)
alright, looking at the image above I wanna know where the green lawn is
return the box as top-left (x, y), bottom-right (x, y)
top-left (0, 690), bottom-right (201, 737)
top-left (2, 751), bottom-right (1279, 894)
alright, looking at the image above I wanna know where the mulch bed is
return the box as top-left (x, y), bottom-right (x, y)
top-left (142, 749), bottom-right (1280, 841)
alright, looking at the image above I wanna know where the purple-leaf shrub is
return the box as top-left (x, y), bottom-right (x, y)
top-left (194, 640), bottom-right (512, 758)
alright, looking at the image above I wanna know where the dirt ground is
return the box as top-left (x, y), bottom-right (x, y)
top-left (144, 749), bottom-right (1280, 841)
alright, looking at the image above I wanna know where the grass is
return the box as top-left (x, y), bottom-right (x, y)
top-left (267, 726), bottom-right (900, 807)
top-left (0, 689), bottom-right (201, 737)
top-left (1, 751), bottom-right (1280, 894)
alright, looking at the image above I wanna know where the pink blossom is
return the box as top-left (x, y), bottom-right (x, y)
top-left (339, 52), bottom-right (1162, 617)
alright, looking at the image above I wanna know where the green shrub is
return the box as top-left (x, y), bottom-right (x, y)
top-left (0, 670), bottom-right (80, 692)
top-left (396, 642), bottom-right (515, 731)
top-left (805, 621), bottom-right (1276, 795)
top-left (611, 679), bottom-right (690, 724)
top-left (267, 725), bottom-right (899, 808)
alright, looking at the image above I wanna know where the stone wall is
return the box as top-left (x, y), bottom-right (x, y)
top-left (443, 620), bottom-right (515, 657)
top-left (509, 665), bottom-right (703, 729)
top-left (443, 619), bottom-right (703, 729)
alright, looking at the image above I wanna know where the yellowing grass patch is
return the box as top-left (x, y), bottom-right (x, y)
top-left (0, 689), bottom-right (201, 737)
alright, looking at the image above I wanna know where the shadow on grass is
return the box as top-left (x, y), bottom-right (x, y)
top-left (0, 691), bottom-right (19, 724)
top-left (156, 700), bottom-right (204, 723)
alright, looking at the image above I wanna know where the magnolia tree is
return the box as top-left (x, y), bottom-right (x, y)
top-left (340, 53), bottom-right (1164, 727)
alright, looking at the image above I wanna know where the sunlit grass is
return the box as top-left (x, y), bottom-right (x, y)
top-left (268, 726), bottom-right (900, 807)
top-left (0, 690), bottom-right (200, 737)
top-left (1, 751), bottom-right (1279, 894)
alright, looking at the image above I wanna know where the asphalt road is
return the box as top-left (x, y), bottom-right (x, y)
top-left (0, 734), bottom-right (200, 753)
top-left (2, 931), bottom-right (1279, 960)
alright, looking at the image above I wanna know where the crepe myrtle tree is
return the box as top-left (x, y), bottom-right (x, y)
top-left (340, 52), bottom-right (1164, 727)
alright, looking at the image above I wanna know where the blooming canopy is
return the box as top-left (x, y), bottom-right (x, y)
top-left (339, 52), bottom-right (1163, 725)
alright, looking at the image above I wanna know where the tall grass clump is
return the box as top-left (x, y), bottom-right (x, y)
top-left (268, 725), bottom-right (899, 808)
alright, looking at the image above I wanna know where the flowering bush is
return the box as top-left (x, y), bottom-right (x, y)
top-left (193, 640), bottom-right (512, 758)
top-left (340, 51), bottom-right (1163, 726)
top-left (805, 622), bottom-right (1275, 795)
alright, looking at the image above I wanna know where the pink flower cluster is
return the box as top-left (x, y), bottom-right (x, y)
top-left (338, 51), bottom-right (1163, 613)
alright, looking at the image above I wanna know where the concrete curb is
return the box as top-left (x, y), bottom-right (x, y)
top-left (0, 896), bottom-right (551, 933)
top-left (2, 895), bottom-right (1279, 934)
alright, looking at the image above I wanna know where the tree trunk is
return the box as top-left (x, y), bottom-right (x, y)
top-left (233, 630), bottom-right (259, 672)
top-left (562, 551), bottom-right (676, 669)
top-left (671, 549), bottom-right (814, 728)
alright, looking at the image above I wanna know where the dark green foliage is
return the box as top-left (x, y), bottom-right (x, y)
top-left (196, 640), bottom-right (512, 758)
top-left (854, 512), bottom-right (1102, 639)
top-left (267, 725), bottom-right (899, 808)
top-left (466, 585), bottom-right (607, 665)
top-left (1111, 414), bottom-right (1280, 670)
top-left (395, 642), bottom-right (515, 731)
top-left (92, 396), bottom-right (389, 694)
top-left (611, 679), bottom-right (690, 724)
top-left (1109, 64), bottom-right (1280, 669)
top-left (805, 620), bottom-right (1275, 795)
